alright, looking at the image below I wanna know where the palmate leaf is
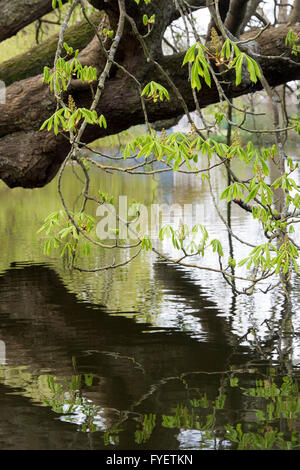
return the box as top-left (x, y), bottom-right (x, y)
top-left (183, 43), bottom-right (211, 90)
top-left (219, 39), bottom-right (262, 87)
top-left (41, 107), bottom-right (106, 134)
top-left (234, 53), bottom-right (261, 86)
top-left (141, 81), bottom-right (170, 102)
top-left (220, 182), bottom-right (247, 202)
top-left (211, 239), bottom-right (224, 257)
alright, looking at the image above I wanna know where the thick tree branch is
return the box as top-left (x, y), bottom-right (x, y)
top-left (0, 8), bottom-right (299, 189)
top-left (224, 0), bottom-right (250, 36)
top-left (206, 0), bottom-right (230, 40)
top-left (0, 12), bottom-right (103, 87)
top-left (240, 0), bottom-right (264, 31)
top-left (0, 0), bottom-right (67, 42)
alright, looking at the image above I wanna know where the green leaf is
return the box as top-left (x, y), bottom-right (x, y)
top-left (235, 54), bottom-right (244, 86)
top-left (245, 184), bottom-right (259, 204)
top-left (182, 43), bottom-right (198, 65)
top-left (221, 39), bottom-right (232, 60)
top-left (141, 81), bottom-right (170, 101)
top-left (43, 66), bottom-right (51, 83)
top-left (61, 242), bottom-right (73, 258)
top-left (211, 239), bottom-right (223, 256)
top-left (98, 114), bottom-right (107, 128)
top-left (191, 63), bottom-right (202, 90)
top-left (40, 116), bottom-right (52, 131)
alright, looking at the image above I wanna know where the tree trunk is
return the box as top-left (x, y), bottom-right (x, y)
top-left (277, 0), bottom-right (289, 24)
top-left (289, 0), bottom-right (300, 24)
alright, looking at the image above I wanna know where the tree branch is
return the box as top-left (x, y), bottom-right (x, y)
top-left (0, 10), bottom-right (299, 189)
top-left (224, 0), bottom-right (250, 36)
top-left (0, 0), bottom-right (67, 42)
top-left (0, 12), bottom-right (103, 86)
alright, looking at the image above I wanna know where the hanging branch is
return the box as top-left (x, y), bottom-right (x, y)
top-left (34, 0), bottom-right (300, 295)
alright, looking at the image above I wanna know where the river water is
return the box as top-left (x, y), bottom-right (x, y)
top-left (0, 145), bottom-right (299, 450)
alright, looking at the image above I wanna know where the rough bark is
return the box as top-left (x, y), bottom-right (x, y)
top-left (0, 24), bottom-right (299, 189)
top-left (0, 0), bottom-right (299, 189)
top-left (224, 0), bottom-right (250, 36)
top-left (0, 0), bottom-right (67, 42)
top-left (289, 0), bottom-right (300, 24)
top-left (0, 12), bottom-right (103, 87)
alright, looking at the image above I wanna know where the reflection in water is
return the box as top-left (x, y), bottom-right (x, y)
top-left (0, 153), bottom-right (299, 449)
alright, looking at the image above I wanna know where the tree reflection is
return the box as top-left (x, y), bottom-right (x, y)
top-left (38, 368), bottom-right (298, 450)
top-left (0, 260), bottom-right (298, 450)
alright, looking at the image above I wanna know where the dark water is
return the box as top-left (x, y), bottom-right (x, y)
top-left (0, 151), bottom-right (299, 450)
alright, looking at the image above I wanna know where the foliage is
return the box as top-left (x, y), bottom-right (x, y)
top-left (285, 29), bottom-right (300, 56)
top-left (102, 374), bottom-right (299, 449)
top-left (35, 1), bottom-right (300, 295)
top-left (37, 209), bottom-right (96, 263)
